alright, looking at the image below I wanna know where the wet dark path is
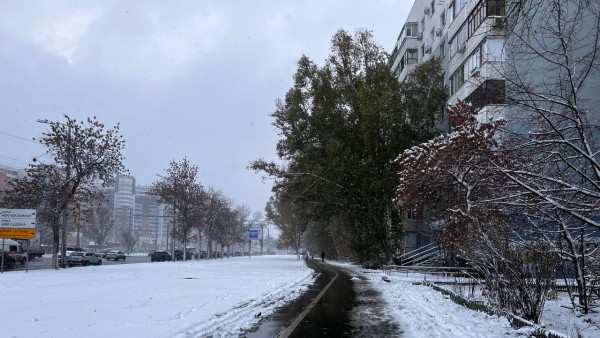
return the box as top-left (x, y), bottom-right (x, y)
top-left (244, 260), bottom-right (400, 338)
top-left (287, 261), bottom-right (355, 337)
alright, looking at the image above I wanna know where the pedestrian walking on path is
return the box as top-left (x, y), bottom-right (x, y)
top-left (321, 250), bottom-right (325, 262)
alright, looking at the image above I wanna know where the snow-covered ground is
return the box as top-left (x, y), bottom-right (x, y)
top-left (334, 262), bottom-right (600, 338)
top-left (0, 255), bottom-right (313, 338)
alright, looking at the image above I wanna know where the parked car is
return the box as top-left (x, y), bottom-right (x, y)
top-left (186, 250), bottom-right (198, 259)
top-left (173, 249), bottom-right (194, 260)
top-left (150, 250), bottom-right (171, 262)
top-left (57, 250), bottom-right (76, 263)
top-left (174, 249), bottom-right (184, 261)
top-left (97, 249), bottom-right (111, 258)
top-left (106, 250), bottom-right (126, 261)
top-left (1, 252), bottom-right (16, 270)
top-left (67, 252), bottom-right (102, 266)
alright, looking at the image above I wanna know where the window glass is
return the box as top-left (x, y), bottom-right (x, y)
top-left (441, 10), bottom-right (446, 27)
top-left (449, 2), bottom-right (455, 22)
top-left (449, 23), bottom-right (466, 59)
top-left (485, 37), bottom-right (505, 61)
top-left (487, 0), bottom-right (506, 16)
top-left (450, 64), bottom-right (465, 95)
top-left (406, 49), bottom-right (418, 64)
top-left (467, 45), bottom-right (482, 75)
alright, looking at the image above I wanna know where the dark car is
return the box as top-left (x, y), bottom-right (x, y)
top-left (68, 252), bottom-right (102, 266)
top-left (1, 252), bottom-right (16, 270)
top-left (150, 250), bottom-right (171, 262)
top-left (174, 249), bottom-right (193, 260)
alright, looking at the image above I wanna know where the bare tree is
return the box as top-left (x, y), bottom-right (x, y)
top-left (489, 0), bottom-right (600, 314)
top-left (150, 158), bottom-right (206, 261)
top-left (25, 115), bottom-right (126, 268)
top-left (84, 201), bottom-right (115, 249)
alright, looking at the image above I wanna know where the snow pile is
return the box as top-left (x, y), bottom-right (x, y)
top-left (0, 255), bottom-right (313, 338)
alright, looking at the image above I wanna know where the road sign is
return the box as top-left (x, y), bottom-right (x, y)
top-left (242, 228), bottom-right (262, 241)
top-left (0, 209), bottom-right (36, 239)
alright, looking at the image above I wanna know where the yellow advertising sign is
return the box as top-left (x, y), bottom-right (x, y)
top-left (0, 228), bottom-right (36, 239)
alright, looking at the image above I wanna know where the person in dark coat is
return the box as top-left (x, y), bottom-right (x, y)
top-left (321, 250), bottom-right (325, 262)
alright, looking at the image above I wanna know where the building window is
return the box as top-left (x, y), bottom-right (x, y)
top-left (430, 27), bottom-right (435, 42)
top-left (487, 0), bottom-right (505, 16)
top-left (440, 10), bottom-right (446, 27)
top-left (400, 56), bottom-right (405, 73)
top-left (449, 2), bottom-right (455, 22)
top-left (484, 37), bottom-right (505, 61)
top-left (406, 208), bottom-right (415, 220)
top-left (465, 80), bottom-right (506, 110)
top-left (406, 49), bottom-right (418, 64)
top-left (468, 0), bottom-right (506, 37)
top-left (449, 23), bottom-right (467, 59)
top-left (450, 64), bottom-right (465, 95)
top-left (431, 0), bottom-right (435, 15)
top-left (439, 39), bottom-right (446, 59)
top-left (405, 23), bottom-right (418, 37)
top-left (468, 0), bottom-right (486, 37)
top-left (467, 45), bottom-right (482, 75)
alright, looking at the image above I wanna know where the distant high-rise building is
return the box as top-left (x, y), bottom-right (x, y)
top-left (97, 176), bottom-right (167, 250)
top-left (0, 164), bottom-right (26, 191)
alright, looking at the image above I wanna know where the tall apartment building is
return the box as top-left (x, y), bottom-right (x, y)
top-left (392, 0), bottom-right (600, 254)
top-left (98, 176), bottom-right (167, 250)
top-left (391, 0), bottom-right (507, 252)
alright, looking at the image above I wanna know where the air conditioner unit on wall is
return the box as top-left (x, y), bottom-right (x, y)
top-left (457, 42), bottom-right (466, 54)
top-left (425, 45), bottom-right (432, 54)
top-left (436, 28), bottom-right (443, 37)
top-left (424, 7), bottom-right (431, 15)
top-left (417, 32), bottom-right (423, 41)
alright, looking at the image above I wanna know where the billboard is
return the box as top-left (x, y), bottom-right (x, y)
top-left (242, 228), bottom-right (262, 241)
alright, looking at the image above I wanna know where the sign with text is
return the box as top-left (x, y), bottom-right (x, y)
top-left (242, 228), bottom-right (262, 241)
top-left (0, 209), bottom-right (36, 239)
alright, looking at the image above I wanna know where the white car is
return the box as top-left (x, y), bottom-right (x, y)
top-left (106, 250), bottom-right (126, 261)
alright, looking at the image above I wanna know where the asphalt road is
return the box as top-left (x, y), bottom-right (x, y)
top-left (2, 254), bottom-right (152, 272)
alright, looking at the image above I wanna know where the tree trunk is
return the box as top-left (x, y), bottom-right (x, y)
top-left (52, 225), bottom-right (60, 269)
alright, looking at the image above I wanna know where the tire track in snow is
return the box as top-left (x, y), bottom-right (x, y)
top-left (173, 273), bottom-right (315, 338)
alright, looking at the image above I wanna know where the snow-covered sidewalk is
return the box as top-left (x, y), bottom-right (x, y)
top-left (331, 262), bottom-right (523, 338)
top-left (0, 255), bottom-right (313, 338)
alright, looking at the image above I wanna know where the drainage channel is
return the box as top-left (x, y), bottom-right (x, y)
top-left (243, 260), bottom-right (354, 338)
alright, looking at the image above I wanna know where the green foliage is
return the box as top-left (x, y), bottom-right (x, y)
top-left (252, 29), bottom-right (446, 262)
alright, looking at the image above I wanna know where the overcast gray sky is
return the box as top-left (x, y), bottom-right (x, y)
top-left (0, 0), bottom-right (411, 214)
